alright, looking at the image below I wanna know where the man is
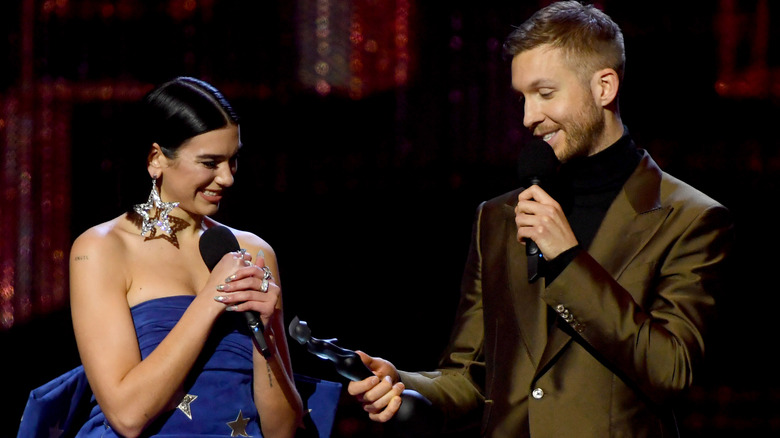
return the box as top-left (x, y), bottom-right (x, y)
top-left (348, 1), bottom-right (733, 437)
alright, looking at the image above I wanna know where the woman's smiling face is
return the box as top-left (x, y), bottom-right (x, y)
top-left (154, 124), bottom-right (241, 218)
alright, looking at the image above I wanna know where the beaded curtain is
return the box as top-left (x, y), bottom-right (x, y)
top-left (2, 0), bottom-right (773, 332)
top-left (0, 0), bottom-right (418, 330)
top-left (0, 2), bottom-right (72, 330)
top-left (0, 1), bottom-right (774, 328)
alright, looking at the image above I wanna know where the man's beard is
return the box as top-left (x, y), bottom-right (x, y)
top-left (558, 97), bottom-right (606, 163)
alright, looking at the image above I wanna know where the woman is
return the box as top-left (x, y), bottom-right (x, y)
top-left (69, 77), bottom-right (303, 437)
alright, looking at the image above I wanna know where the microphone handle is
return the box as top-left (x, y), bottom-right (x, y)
top-left (243, 311), bottom-right (271, 358)
top-left (200, 226), bottom-right (272, 357)
top-left (527, 241), bottom-right (542, 283)
top-left (526, 176), bottom-right (543, 283)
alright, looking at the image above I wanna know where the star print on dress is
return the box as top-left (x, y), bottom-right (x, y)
top-left (176, 393), bottom-right (198, 420)
top-left (227, 410), bottom-right (252, 437)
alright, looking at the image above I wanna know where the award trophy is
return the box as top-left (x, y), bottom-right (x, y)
top-left (289, 316), bottom-right (442, 437)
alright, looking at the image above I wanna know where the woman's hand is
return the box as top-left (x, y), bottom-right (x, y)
top-left (211, 251), bottom-right (280, 325)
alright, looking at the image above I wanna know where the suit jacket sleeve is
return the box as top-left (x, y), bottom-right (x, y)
top-left (398, 201), bottom-right (488, 433)
top-left (542, 176), bottom-right (734, 404)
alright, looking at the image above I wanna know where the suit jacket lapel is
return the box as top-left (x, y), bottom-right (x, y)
top-left (535, 152), bottom-right (671, 374)
top-left (503, 199), bottom-right (549, 369)
top-left (587, 152), bottom-right (668, 275)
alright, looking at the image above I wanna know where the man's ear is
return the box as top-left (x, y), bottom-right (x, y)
top-left (591, 68), bottom-right (619, 108)
top-left (147, 143), bottom-right (168, 177)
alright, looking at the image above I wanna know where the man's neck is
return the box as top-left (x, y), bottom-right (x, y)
top-left (589, 113), bottom-right (624, 157)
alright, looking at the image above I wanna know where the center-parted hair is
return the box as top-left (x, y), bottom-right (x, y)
top-left (503, 1), bottom-right (625, 84)
top-left (141, 76), bottom-right (239, 158)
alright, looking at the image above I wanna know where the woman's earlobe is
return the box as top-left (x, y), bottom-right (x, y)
top-left (147, 143), bottom-right (166, 170)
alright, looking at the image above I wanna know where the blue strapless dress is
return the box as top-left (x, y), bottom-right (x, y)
top-left (76, 295), bottom-right (264, 437)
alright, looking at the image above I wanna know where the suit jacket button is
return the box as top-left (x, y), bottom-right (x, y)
top-left (532, 388), bottom-right (544, 399)
top-left (556, 304), bottom-right (565, 313)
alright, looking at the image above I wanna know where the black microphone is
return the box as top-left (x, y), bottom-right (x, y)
top-left (517, 139), bottom-right (559, 283)
top-left (199, 225), bottom-right (271, 358)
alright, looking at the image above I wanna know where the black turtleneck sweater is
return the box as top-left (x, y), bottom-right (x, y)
top-left (545, 127), bottom-right (643, 284)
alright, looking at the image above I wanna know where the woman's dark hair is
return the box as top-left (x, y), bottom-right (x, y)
top-left (116, 77), bottom-right (239, 213)
top-left (141, 76), bottom-right (239, 158)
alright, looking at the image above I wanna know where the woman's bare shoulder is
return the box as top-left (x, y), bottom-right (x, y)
top-left (71, 214), bottom-right (139, 263)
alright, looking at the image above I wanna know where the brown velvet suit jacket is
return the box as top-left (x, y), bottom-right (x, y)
top-left (400, 150), bottom-right (733, 437)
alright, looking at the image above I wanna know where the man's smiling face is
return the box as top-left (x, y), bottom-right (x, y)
top-left (511, 44), bottom-right (607, 163)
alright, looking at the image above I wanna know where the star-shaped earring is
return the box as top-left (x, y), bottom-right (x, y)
top-left (134, 178), bottom-right (179, 236)
top-left (142, 215), bottom-right (189, 248)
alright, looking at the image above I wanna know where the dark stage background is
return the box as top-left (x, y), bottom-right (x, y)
top-left (1, 1), bottom-right (778, 437)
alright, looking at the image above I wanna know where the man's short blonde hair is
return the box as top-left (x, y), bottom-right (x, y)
top-left (503, 1), bottom-right (625, 86)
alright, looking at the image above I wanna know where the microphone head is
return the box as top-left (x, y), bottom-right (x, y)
top-left (199, 225), bottom-right (240, 271)
top-left (517, 139), bottom-right (559, 185)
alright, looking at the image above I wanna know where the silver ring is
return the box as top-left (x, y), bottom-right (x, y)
top-left (262, 266), bottom-right (272, 280)
top-left (260, 278), bottom-right (269, 293)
